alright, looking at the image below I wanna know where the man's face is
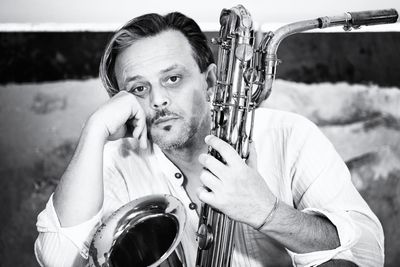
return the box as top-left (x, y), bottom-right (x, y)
top-left (115, 30), bottom-right (214, 150)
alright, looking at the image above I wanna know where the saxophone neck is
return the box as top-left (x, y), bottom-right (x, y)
top-left (254, 8), bottom-right (399, 105)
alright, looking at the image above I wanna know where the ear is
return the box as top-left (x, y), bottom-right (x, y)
top-left (204, 63), bottom-right (217, 99)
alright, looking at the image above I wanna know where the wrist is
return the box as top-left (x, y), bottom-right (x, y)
top-left (254, 196), bottom-right (280, 231)
top-left (84, 114), bottom-right (110, 143)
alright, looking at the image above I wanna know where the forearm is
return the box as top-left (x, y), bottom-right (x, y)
top-left (197, 136), bottom-right (341, 253)
top-left (259, 201), bottom-right (340, 253)
top-left (53, 116), bottom-right (108, 227)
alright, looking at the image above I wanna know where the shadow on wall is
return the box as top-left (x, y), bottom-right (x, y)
top-left (0, 78), bottom-right (399, 266)
top-left (0, 32), bottom-right (400, 87)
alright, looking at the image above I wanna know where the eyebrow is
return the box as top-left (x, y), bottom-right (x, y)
top-left (160, 64), bottom-right (185, 74)
top-left (124, 75), bottom-right (142, 84)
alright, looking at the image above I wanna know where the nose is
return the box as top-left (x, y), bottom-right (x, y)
top-left (150, 87), bottom-right (170, 110)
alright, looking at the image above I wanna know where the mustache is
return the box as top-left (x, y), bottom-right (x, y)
top-left (149, 109), bottom-right (181, 124)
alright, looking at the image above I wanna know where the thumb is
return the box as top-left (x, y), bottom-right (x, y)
top-left (246, 141), bottom-right (258, 169)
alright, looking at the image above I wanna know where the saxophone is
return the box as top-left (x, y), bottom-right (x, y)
top-left (88, 5), bottom-right (398, 267)
top-left (195, 5), bottom-right (398, 267)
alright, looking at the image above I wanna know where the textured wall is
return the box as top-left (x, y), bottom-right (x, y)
top-left (266, 80), bottom-right (400, 266)
top-left (0, 80), bottom-right (108, 266)
top-left (1, 79), bottom-right (399, 266)
top-left (1, 32), bottom-right (400, 87)
top-left (0, 31), bottom-right (399, 266)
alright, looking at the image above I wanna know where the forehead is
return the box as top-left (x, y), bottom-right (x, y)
top-left (114, 30), bottom-right (199, 82)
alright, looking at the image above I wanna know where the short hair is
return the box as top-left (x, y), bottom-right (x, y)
top-left (99, 12), bottom-right (215, 96)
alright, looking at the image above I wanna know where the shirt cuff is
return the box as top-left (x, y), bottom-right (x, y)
top-left (287, 208), bottom-right (361, 267)
top-left (36, 193), bottom-right (103, 259)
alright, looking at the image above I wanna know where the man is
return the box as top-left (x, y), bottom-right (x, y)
top-left (35, 12), bottom-right (384, 266)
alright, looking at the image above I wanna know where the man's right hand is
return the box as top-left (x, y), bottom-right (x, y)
top-left (87, 90), bottom-right (148, 148)
top-left (53, 90), bottom-right (147, 227)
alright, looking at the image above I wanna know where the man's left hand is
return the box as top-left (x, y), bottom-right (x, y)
top-left (196, 135), bottom-right (276, 228)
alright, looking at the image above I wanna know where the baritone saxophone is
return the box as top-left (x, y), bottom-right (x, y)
top-left (88, 5), bottom-right (398, 267)
top-left (195, 5), bottom-right (398, 267)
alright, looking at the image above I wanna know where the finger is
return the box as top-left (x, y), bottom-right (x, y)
top-left (111, 124), bottom-right (127, 141)
top-left (196, 186), bottom-right (215, 206)
top-left (139, 123), bottom-right (148, 149)
top-left (198, 154), bottom-right (226, 179)
top-left (131, 120), bottom-right (141, 139)
top-left (199, 170), bottom-right (222, 192)
top-left (131, 108), bottom-right (146, 139)
top-left (205, 135), bottom-right (242, 165)
top-left (246, 140), bottom-right (258, 169)
top-left (114, 90), bottom-right (129, 98)
top-left (129, 103), bottom-right (148, 149)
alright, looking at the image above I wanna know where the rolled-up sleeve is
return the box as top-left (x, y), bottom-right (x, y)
top-left (288, 117), bottom-right (384, 266)
top-left (287, 208), bottom-right (384, 267)
top-left (34, 143), bottom-right (131, 266)
top-left (35, 194), bottom-right (102, 267)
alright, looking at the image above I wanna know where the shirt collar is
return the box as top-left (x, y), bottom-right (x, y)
top-left (152, 144), bottom-right (185, 186)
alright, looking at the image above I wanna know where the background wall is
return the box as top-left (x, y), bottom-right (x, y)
top-left (0, 1), bottom-right (400, 266)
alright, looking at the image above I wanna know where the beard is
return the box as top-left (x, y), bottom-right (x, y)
top-left (147, 109), bottom-right (199, 151)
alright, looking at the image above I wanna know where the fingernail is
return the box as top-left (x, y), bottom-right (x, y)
top-left (205, 135), bottom-right (213, 143)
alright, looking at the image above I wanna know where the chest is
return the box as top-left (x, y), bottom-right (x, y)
top-left (183, 173), bottom-right (203, 215)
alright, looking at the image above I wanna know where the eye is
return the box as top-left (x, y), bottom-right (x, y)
top-left (131, 85), bottom-right (149, 96)
top-left (165, 75), bottom-right (181, 85)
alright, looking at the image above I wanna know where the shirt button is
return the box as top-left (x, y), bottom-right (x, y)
top-left (175, 173), bottom-right (182, 179)
top-left (189, 203), bottom-right (197, 210)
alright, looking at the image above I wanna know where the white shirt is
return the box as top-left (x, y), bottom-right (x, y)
top-left (35, 108), bottom-right (384, 267)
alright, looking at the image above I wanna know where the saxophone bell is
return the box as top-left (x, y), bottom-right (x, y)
top-left (89, 194), bottom-right (187, 267)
